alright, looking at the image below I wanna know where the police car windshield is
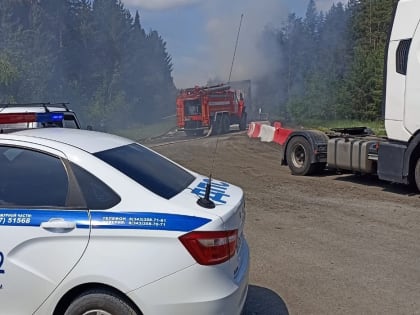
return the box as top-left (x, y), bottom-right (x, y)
top-left (94, 143), bottom-right (195, 199)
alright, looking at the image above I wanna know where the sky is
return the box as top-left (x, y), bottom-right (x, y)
top-left (122, 0), bottom-right (338, 89)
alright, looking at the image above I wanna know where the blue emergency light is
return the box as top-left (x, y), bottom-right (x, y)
top-left (36, 112), bottom-right (64, 123)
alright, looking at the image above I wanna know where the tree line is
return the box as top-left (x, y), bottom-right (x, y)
top-left (0, 0), bottom-right (400, 128)
top-left (255, 0), bottom-right (398, 124)
top-left (0, 0), bottom-right (176, 129)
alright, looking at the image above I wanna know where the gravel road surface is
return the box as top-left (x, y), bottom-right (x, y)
top-left (151, 132), bottom-right (420, 315)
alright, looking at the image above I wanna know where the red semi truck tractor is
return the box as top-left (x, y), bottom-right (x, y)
top-left (176, 84), bottom-right (247, 136)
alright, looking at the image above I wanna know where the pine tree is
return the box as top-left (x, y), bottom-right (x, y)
top-left (143, 30), bottom-right (176, 122)
top-left (342, 0), bottom-right (398, 120)
top-left (0, 0), bottom-right (179, 128)
top-left (120, 10), bottom-right (148, 124)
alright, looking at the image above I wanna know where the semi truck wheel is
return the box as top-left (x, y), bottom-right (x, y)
top-left (286, 136), bottom-right (317, 176)
top-left (415, 157), bottom-right (420, 192)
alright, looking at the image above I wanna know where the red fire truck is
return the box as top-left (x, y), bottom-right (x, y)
top-left (176, 84), bottom-right (247, 136)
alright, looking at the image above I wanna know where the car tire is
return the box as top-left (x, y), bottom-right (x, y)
top-left (64, 289), bottom-right (139, 315)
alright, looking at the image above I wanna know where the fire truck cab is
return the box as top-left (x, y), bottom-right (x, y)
top-left (176, 84), bottom-right (247, 136)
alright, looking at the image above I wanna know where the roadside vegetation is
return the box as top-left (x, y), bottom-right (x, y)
top-left (0, 0), bottom-right (398, 134)
top-left (113, 117), bottom-right (176, 140)
top-left (306, 120), bottom-right (386, 137)
top-left (0, 0), bottom-right (176, 130)
top-left (255, 0), bottom-right (398, 127)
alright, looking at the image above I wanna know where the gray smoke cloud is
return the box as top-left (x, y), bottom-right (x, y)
top-left (122, 0), bottom-right (201, 10)
top-left (202, 0), bottom-right (288, 84)
top-left (123, 0), bottom-right (338, 88)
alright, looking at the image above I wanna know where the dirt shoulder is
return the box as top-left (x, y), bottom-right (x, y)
top-left (152, 133), bottom-right (420, 315)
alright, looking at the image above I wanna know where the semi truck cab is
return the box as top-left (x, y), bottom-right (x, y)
top-left (281, 0), bottom-right (420, 191)
top-left (385, 0), bottom-right (420, 142)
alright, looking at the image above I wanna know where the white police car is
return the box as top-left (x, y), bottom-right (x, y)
top-left (0, 103), bottom-right (81, 132)
top-left (0, 128), bottom-right (249, 315)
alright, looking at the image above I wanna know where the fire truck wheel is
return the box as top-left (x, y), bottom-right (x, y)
top-left (185, 130), bottom-right (195, 137)
top-left (214, 116), bottom-right (223, 135)
top-left (239, 113), bottom-right (247, 131)
top-left (222, 115), bottom-right (230, 134)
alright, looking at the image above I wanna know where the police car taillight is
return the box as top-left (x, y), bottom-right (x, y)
top-left (179, 230), bottom-right (238, 265)
top-left (0, 112), bottom-right (64, 124)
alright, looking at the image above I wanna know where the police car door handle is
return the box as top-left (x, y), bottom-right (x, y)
top-left (41, 218), bottom-right (76, 233)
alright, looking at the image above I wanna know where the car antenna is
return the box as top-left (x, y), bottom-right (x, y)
top-left (197, 140), bottom-right (220, 209)
top-left (197, 13), bottom-right (244, 209)
top-left (228, 13), bottom-right (243, 83)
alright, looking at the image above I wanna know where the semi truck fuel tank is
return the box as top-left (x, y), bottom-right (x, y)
top-left (327, 138), bottom-right (377, 173)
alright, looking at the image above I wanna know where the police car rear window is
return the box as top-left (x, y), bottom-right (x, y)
top-left (94, 143), bottom-right (195, 199)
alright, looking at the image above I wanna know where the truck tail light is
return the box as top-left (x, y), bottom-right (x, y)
top-left (179, 230), bottom-right (238, 265)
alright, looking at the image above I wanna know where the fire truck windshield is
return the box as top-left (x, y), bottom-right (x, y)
top-left (185, 99), bottom-right (201, 115)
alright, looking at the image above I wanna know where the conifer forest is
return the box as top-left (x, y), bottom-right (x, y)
top-left (0, 0), bottom-right (398, 128)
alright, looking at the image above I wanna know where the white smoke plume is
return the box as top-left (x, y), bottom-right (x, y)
top-left (123, 0), bottom-right (339, 88)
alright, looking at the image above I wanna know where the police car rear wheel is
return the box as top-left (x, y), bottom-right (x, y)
top-left (64, 290), bottom-right (139, 315)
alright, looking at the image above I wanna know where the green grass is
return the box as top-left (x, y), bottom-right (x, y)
top-left (113, 117), bottom-right (387, 140)
top-left (302, 119), bottom-right (386, 137)
top-left (111, 117), bottom-right (177, 141)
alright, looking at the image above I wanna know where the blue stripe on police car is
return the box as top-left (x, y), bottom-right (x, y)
top-left (0, 209), bottom-right (210, 232)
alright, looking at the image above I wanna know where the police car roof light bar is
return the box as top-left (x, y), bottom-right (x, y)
top-left (0, 112), bottom-right (64, 124)
top-left (50, 102), bottom-right (70, 111)
top-left (0, 102), bottom-right (71, 112)
top-left (0, 103), bottom-right (52, 112)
